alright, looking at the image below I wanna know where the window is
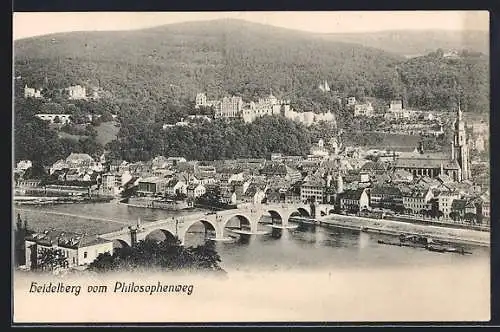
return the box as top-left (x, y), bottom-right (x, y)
top-left (84, 252), bottom-right (88, 259)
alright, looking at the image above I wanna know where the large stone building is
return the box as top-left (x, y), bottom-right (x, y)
top-left (393, 102), bottom-right (471, 182)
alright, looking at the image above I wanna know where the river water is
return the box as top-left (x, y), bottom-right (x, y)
top-left (14, 202), bottom-right (490, 272)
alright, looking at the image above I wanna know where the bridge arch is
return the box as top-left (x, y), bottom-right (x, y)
top-left (144, 228), bottom-right (178, 244)
top-left (112, 239), bottom-right (131, 249)
top-left (180, 219), bottom-right (220, 246)
top-left (258, 209), bottom-right (287, 225)
top-left (297, 207), bottom-right (311, 217)
top-left (222, 214), bottom-right (252, 235)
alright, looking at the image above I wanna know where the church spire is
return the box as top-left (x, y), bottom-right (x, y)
top-left (457, 98), bottom-right (462, 121)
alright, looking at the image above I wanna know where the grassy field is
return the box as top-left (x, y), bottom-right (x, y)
top-left (95, 121), bottom-right (120, 146)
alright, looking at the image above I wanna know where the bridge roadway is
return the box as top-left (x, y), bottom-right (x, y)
top-left (99, 202), bottom-right (333, 246)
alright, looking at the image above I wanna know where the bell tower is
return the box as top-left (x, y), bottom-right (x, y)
top-left (452, 100), bottom-right (470, 181)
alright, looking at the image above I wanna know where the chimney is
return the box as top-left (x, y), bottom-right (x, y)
top-left (450, 142), bottom-right (455, 160)
top-left (326, 173), bottom-right (332, 187)
top-left (440, 163), bottom-right (444, 176)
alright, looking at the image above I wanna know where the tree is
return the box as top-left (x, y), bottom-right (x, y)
top-left (88, 239), bottom-right (225, 274)
top-left (36, 247), bottom-right (69, 272)
top-left (449, 211), bottom-right (460, 222)
top-left (464, 212), bottom-right (477, 224)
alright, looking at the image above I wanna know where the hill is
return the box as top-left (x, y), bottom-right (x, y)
top-left (14, 19), bottom-right (404, 113)
top-left (317, 30), bottom-right (489, 57)
top-left (13, 20), bottom-right (489, 165)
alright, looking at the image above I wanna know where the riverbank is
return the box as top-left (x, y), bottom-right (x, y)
top-left (13, 195), bottom-right (113, 206)
top-left (318, 214), bottom-right (490, 247)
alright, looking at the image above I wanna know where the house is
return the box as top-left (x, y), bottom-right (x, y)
top-left (260, 162), bottom-right (302, 182)
top-left (353, 102), bottom-right (374, 117)
top-left (35, 114), bottom-right (72, 124)
top-left (50, 159), bottom-right (70, 175)
top-left (151, 156), bottom-right (169, 170)
top-left (369, 185), bottom-right (403, 212)
top-left (65, 169), bottom-right (80, 182)
top-left (165, 179), bottom-right (187, 197)
top-left (186, 184), bottom-right (206, 199)
top-left (101, 173), bottom-right (122, 194)
top-left (436, 192), bottom-right (460, 219)
top-left (220, 190), bottom-right (237, 205)
top-left (65, 85), bottom-right (87, 100)
top-left (66, 153), bottom-right (95, 167)
top-left (25, 230), bottom-right (113, 270)
top-left (339, 188), bottom-right (370, 213)
top-left (232, 180), bottom-right (251, 201)
top-left (110, 160), bottom-right (128, 172)
top-left (16, 160), bottom-right (32, 171)
top-left (244, 184), bottom-right (267, 205)
top-left (137, 177), bottom-right (163, 196)
top-left (360, 160), bottom-right (388, 175)
top-left (402, 187), bottom-right (434, 214)
top-left (300, 176), bottom-right (326, 204)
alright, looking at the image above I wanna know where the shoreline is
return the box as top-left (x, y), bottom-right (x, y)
top-left (317, 214), bottom-right (490, 247)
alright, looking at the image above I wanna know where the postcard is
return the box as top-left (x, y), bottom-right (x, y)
top-left (12, 10), bottom-right (490, 324)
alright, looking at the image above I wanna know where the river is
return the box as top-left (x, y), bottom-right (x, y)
top-left (14, 202), bottom-right (490, 272)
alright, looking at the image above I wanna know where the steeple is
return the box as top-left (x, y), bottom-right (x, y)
top-left (457, 98), bottom-right (462, 121)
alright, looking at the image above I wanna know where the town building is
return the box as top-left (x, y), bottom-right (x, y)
top-left (24, 85), bottom-right (42, 98)
top-left (35, 114), bottom-right (72, 124)
top-left (353, 102), bottom-right (375, 117)
top-left (300, 176), bottom-right (326, 203)
top-left (24, 230), bottom-right (113, 270)
top-left (216, 96), bottom-right (243, 119)
top-left (369, 185), bottom-right (404, 211)
top-left (402, 187), bottom-right (434, 214)
top-left (16, 160), bottom-right (33, 171)
top-left (186, 183), bottom-right (206, 199)
top-left (339, 188), bottom-right (370, 213)
top-left (65, 85), bottom-right (87, 100)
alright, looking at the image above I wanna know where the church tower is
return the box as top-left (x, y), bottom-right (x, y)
top-left (453, 100), bottom-right (471, 181)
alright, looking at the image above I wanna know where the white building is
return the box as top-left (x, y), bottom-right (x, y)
top-left (65, 85), bottom-right (87, 100)
top-left (24, 85), bottom-right (42, 98)
top-left (16, 160), bottom-right (33, 171)
top-left (35, 114), bottom-right (72, 124)
top-left (24, 230), bottom-right (113, 270)
top-left (353, 102), bottom-right (375, 117)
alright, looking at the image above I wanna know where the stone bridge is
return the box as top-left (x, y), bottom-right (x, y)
top-left (99, 202), bottom-right (333, 247)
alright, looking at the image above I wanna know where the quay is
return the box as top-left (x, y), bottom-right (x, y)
top-left (317, 213), bottom-right (490, 247)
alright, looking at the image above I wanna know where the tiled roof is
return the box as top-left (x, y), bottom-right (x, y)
top-left (340, 189), bottom-right (366, 200)
top-left (26, 230), bottom-right (111, 249)
top-left (395, 158), bottom-right (460, 169)
top-left (370, 185), bottom-right (402, 196)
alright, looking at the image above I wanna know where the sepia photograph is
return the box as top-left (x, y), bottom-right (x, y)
top-left (12, 11), bottom-right (491, 324)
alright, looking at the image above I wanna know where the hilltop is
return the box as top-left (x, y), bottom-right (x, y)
top-left (14, 19), bottom-right (404, 110)
top-left (317, 30), bottom-right (489, 57)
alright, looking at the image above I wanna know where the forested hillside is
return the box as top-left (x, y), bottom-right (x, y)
top-left (13, 19), bottom-right (489, 166)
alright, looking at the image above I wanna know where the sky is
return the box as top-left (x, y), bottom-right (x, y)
top-left (13, 11), bottom-right (489, 40)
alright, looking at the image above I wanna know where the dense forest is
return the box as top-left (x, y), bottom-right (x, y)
top-left (13, 19), bottom-right (489, 166)
top-left (107, 116), bottom-right (335, 162)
